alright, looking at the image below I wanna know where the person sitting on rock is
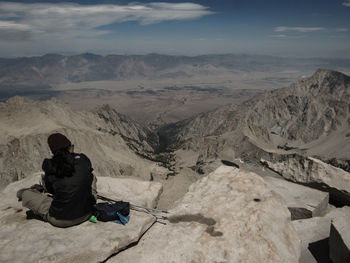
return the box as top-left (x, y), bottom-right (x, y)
top-left (17, 133), bottom-right (97, 228)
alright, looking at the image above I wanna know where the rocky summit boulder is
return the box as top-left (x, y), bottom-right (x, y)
top-left (0, 173), bottom-right (162, 263)
top-left (326, 206), bottom-right (350, 263)
top-left (292, 217), bottom-right (331, 251)
top-left (262, 155), bottom-right (350, 206)
top-left (264, 176), bottom-right (329, 220)
top-left (109, 166), bottom-right (301, 263)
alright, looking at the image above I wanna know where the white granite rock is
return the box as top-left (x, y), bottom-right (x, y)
top-left (292, 217), bottom-right (331, 251)
top-left (97, 176), bottom-right (163, 208)
top-left (109, 166), bottom-right (301, 263)
top-left (264, 176), bottom-right (329, 220)
top-left (299, 249), bottom-right (317, 263)
top-left (325, 206), bottom-right (350, 263)
top-left (261, 157), bottom-right (350, 205)
top-left (0, 173), bottom-right (163, 263)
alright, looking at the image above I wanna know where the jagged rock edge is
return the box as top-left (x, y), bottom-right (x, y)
top-left (101, 220), bottom-right (158, 263)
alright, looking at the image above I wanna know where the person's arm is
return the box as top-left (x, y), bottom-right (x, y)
top-left (42, 158), bottom-right (55, 195)
top-left (78, 153), bottom-right (98, 201)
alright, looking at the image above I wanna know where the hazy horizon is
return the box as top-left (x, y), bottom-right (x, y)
top-left (0, 0), bottom-right (349, 58)
top-left (3, 51), bottom-right (350, 61)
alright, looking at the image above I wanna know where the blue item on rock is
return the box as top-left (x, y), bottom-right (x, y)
top-left (113, 212), bottom-right (130, 225)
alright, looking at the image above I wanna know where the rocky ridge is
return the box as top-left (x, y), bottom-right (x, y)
top-left (0, 96), bottom-right (164, 188)
top-left (159, 69), bottom-right (350, 170)
top-left (93, 104), bottom-right (158, 156)
top-left (93, 104), bottom-right (176, 172)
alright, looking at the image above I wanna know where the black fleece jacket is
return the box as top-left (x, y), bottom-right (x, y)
top-left (42, 153), bottom-right (96, 220)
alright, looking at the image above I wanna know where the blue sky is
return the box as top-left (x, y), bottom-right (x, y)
top-left (0, 0), bottom-right (349, 58)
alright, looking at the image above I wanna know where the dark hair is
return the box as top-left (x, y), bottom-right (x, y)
top-left (51, 148), bottom-right (75, 178)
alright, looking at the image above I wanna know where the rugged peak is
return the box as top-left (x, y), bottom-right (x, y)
top-left (79, 52), bottom-right (102, 60)
top-left (298, 69), bottom-right (350, 97)
top-left (303, 68), bottom-right (350, 85)
top-left (42, 53), bottom-right (64, 59)
top-left (1, 96), bottom-right (37, 115)
top-left (95, 104), bottom-right (113, 113)
top-left (314, 68), bottom-right (337, 75)
top-left (1, 96), bottom-right (72, 116)
top-left (5, 96), bottom-right (33, 105)
top-left (312, 68), bottom-right (349, 80)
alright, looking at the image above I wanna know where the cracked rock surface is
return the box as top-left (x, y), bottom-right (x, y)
top-left (0, 173), bottom-right (162, 263)
top-left (109, 166), bottom-right (301, 263)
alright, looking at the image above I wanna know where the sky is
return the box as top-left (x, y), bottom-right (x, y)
top-left (0, 0), bottom-right (349, 58)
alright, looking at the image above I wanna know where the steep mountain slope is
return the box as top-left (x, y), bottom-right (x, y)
top-left (0, 97), bottom-right (161, 188)
top-left (93, 104), bottom-right (159, 157)
top-left (159, 69), bottom-right (350, 167)
top-left (244, 69), bottom-right (350, 147)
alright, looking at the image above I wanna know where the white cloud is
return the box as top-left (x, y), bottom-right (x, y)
top-left (0, 20), bottom-right (34, 41)
top-left (343, 1), bottom-right (350, 7)
top-left (0, 2), bottom-right (213, 41)
top-left (336, 28), bottom-right (348, 32)
top-left (0, 21), bottom-right (31, 30)
top-left (275, 26), bottom-right (325, 32)
top-left (270, 34), bottom-right (288, 38)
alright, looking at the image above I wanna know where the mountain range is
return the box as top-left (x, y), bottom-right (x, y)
top-left (1, 53), bottom-right (350, 95)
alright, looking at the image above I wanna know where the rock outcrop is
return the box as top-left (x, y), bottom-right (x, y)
top-left (292, 217), bottom-right (331, 251)
top-left (0, 173), bottom-right (163, 263)
top-left (326, 206), bottom-right (350, 263)
top-left (264, 176), bottom-right (329, 220)
top-left (262, 155), bottom-right (350, 206)
top-left (299, 249), bottom-right (317, 263)
top-left (109, 166), bottom-right (301, 263)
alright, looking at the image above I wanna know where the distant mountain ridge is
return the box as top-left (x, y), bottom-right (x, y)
top-left (1, 53), bottom-right (350, 87)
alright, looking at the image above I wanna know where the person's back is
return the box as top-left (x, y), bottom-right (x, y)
top-left (17, 133), bottom-right (97, 227)
top-left (43, 152), bottom-right (96, 221)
